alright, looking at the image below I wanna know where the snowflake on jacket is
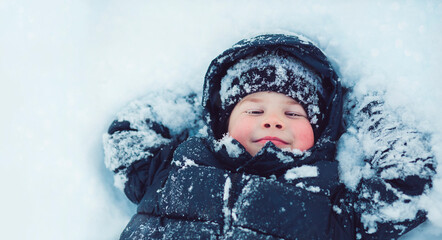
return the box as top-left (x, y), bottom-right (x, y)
top-left (103, 34), bottom-right (436, 240)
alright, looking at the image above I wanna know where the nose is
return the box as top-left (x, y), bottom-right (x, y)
top-left (262, 115), bottom-right (284, 129)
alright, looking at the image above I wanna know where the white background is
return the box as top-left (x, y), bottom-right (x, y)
top-left (1, 0), bottom-right (441, 239)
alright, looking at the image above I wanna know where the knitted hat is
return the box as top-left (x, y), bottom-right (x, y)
top-left (218, 51), bottom-right (327, 140)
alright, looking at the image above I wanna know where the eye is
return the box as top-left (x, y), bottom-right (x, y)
top-left (285, 111), bottom-right (307, 118)
top-left (245, 110), bottom-right (264, 115)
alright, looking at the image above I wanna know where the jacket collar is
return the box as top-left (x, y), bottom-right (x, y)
top-left (207, 135), bottom-right (335, 178)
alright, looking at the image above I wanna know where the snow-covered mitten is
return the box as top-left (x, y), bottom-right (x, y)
top-left (103, 90), bottom-right (204, 203)
top-left (339, 92), bottom-right (436, 238)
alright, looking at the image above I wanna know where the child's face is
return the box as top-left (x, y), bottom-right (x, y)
top-left (228, 91), bottom-right (314, 156)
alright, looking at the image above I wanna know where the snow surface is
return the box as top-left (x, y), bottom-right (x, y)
top-left (1, 0), bottom-right (441, 239)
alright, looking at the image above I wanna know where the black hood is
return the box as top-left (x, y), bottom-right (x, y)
top-left (202, 34), bottom-right (343, 149)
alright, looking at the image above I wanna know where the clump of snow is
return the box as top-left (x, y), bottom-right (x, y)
top-left (336, 127), bottom-right (372, 190)
top-left (223, 176), bottom-right (232, 201)
top-left (222, 176), bottom-right (232, 233)
top-left (115, 89), bottom-right (203, 136)
top-left (333, 205), bottom-right (342, 214)
top-left (214, 134), bottom-right (245, 157)
top-left (285, 165), bottom-right (319, 180)
top-left (359, 193), bottom-right (423, 233)
top-left (172, 156), bottom-right (198, 169)
top-left (113, 172), bottom-right (129, 191)
top-left (183, 157), bottom-right (198, 168)
top-left (275, 150), bottom-right (296, 163)
top-left (295, 182), bottom-right (321, 193)
top-left (103, 129), bottom-right (169, 171)
top-left (197, 125), bottom-right (209, 137)
top-left (265, 144), bottom-right (307, 163)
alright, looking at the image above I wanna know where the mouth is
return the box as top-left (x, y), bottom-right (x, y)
top-left (254, 136), bottom-right (289, 146)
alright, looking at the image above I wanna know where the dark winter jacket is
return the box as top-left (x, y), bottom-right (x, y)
top-left (103, 34), bottom-right (436, 239)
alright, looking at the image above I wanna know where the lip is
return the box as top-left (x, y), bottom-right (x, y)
top-left (254, 136), bottom-right (288, 145)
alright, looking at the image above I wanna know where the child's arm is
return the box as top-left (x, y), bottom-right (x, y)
top-left (103, 90), bottom-right (203, 204)
top-left (340, 92), bottom-right (436, 238)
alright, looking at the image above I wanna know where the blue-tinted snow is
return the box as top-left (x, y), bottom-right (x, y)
top-left (1, 0), bottom-right (441, 239)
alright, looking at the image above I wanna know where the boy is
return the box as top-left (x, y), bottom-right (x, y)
top-left (104, 34), bottom-right (435, 239)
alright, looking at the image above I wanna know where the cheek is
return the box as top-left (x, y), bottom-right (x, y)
top-left (229, 118), bottom-right (255, 143)
top-left (289, 122), bottom-right (315, 151)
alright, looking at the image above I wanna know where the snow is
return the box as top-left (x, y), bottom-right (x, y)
top-left (1, 0), bottom-right (441, 239)
top-left (333, 205), bottom-right (342, 215)
top-left (285, 165), bottom-right (319, 180)
top-left (103, 130), bottom-right (167, 170)
top-left (174, 157), bottom-right (198, 169)
top-left (214, 134), bottom-right (244, 158)
top-left (295, 182), bottom-right (321, 193)
top-left (222, 176), bottom-right (232, 234)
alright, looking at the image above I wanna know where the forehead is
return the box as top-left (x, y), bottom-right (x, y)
top-left (239, 91), bottom-right (298, 105)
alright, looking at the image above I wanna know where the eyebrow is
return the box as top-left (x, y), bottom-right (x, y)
top-left (285, 100), bottom-right (301, 105)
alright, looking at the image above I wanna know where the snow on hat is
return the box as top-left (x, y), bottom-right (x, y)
top-left (219, 52), bottom-right (327, 139)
